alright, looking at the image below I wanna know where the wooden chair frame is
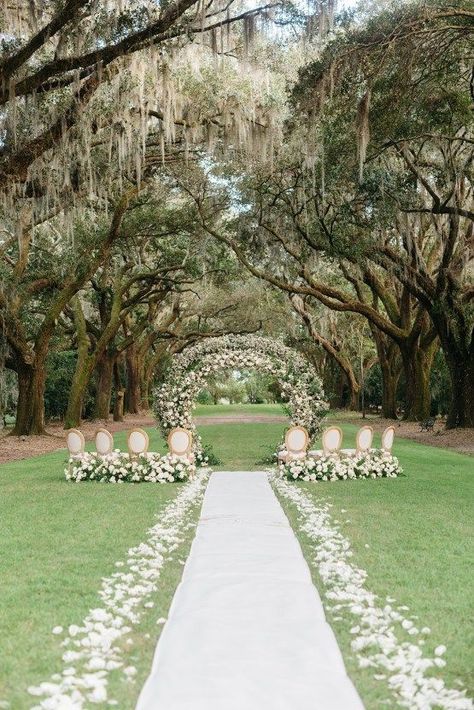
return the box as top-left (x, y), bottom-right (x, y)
top-left (381, 426), bottom-right (395, 453)
top-left (66, 428), bottom-right (85, 457)
top-left (127, 428), bottom-right (149, 459)
top-left (284, 425), bottom-right (309, 454)
top-left (322, 426), bottom-right (343, 455)
top-left (95, 428), bottom-right (114, 456)
top-left (66, 429), bottom-right (85, 474)
top-left (168, 427), bottom-right (193, 457)
top-left (355, 425), bottom-right (374, 454)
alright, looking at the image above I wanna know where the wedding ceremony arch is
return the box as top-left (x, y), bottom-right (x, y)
top-left (153, 334), bottom-right (328, 448)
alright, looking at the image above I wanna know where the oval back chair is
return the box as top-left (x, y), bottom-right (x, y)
top-left (381, 426), bottom-right (395, 454)
top-left (285, 426), bottom-right (309, 456)
top-left (356, 425), bottom-right (374, 453)
top-left (66, 429), bottom-right (85, 458)
top-left (95, 428), bottom-right (114, 456)
top-left (168, 428), bottom-right (193, 458)
top-left (127, 428), bottom-right (149, 459)
top-left (322, 426), bottom-right (343, 455)
top-left (341, 425), bottom-right (373, 457)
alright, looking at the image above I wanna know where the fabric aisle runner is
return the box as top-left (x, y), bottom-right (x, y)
top-left (136, 471), bottom-right (364, 710)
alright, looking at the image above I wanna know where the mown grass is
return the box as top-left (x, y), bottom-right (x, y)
top-left (200, 421), bottom-right (286, 469)
top-left (1, 408), bottom-right (472, 708)
top-left (0, 429), bottom-right (190, 708)
top-left (194, 402), bottom-right (286, 416)
top-left (277, 420), bottom-right (474, 707)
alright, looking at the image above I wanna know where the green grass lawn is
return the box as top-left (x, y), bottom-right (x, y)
top-left (200, 421), bottom-right (286, 469)
top-left (0, 429), bottom-right (193, 708)
top-left (193, 402), bottom-right (286, 416)
top-left (1, 409), bottom-right (472, 708)
top-left (278, 420), bottom-right (474, 707)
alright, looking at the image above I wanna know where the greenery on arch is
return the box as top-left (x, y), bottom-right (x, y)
top-left (153, 334), bottom-right (328, 457)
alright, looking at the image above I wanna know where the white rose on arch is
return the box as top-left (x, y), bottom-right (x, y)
top-left (152, 335), bottom-right (328, 462)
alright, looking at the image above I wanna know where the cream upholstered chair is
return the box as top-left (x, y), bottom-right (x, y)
top-left (381, 426), bottom-right (395, 454)
top-left (66, 429), bottom-right (85, 475)
top-left (309, 426), bottom-right (343, 458)
top-left (168, 428), bottom-right (193, 462)
top-left (95, 428), bottom-right (114, 457)
top-left (127, 428), bottom-right (149, 459)
top-left (278, 426), bottom-right (309, 464)
top-left (66, 429), bottom-right (85, 458)
top-left (341, 425), bottom-right (373, 457)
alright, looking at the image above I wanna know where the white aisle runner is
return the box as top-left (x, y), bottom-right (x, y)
top-left (136, 471), bottom-right (364, 710)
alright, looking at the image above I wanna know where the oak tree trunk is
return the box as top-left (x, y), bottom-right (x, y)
top-left (140, 358), bottom-right (157, 410)
top-left (125, 345), bottom-right (141, 414)
top-left (400, 340), bottom-right (437, 421)
top-left (114, 390), bottom-right (125, 422)
top-left (64, 298), bottom-right (93, 429)
top-left (94, 353), bottom-right (114, 420)
top-left (442, 342), bottom-right (474, 428)
top-left (64, 365), bottom-right (92, 430)
top-left (140, 374), bottom-right (150, 410)
top-left (372, 332), bottom-right (400, 419)
top-left (12, 360), bottom-right (47, 435)
top-left (380, 358), bottom-right (399, 419)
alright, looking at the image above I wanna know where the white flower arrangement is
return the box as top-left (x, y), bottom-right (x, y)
top-left (153, 334), bottom-right (328, 459)
top-left (280, 452), bottom-right (402, 482)
top-left (65, 452), bottom-right (195, 483)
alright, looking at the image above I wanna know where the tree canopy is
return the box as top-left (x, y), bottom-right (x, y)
top-left (0, 0), bottom-right (472, 433)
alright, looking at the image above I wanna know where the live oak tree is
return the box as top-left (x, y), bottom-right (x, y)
top-left (290, 296), bottom-right (376, 412)
top-left (290, 0), bottom-right (474, 427)
top-left (60, 182), bottom-right (222, 427)
top-left (0, 0), bottom-right (299, 434)
top-left (175, 162), bottom-right (434, 420)
top-left (187, 1), bottom-right (473, 427)
top-left (0, 0), bottom-right (285, 194)
top-left (0, 189), bottom-right (136, 434)
top-left (58, 182), bottom-right (268, 428)
top-left (2, 0), bottom-right (472, 433)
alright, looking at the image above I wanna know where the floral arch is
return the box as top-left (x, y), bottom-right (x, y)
top-left (153, 335), bottom-right (328, 455)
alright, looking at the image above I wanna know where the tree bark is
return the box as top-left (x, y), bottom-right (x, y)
top-left (380, 358), bottom-right (399, 419)
top-left (140, 369), bottom-right (151, 410)
top-left (125, 344), bottom-right (141, 414)
top-left (327, 366), bottom-right (347, 409)
top-left (64, 365), bottom-right (91, 430)
top-left (369, 327), bottom-right (400, 419)
top-left (64, 298), bottom-right (92, 429)
top-left (140, 365), bottom-right (151, 410)
top-left (94, 353), bottom-right (114, 420)
top-left (12, 360), bottom-right (46, 435)
top-left (445, 350), bottom-right (474, 428)
top-left (142, 357), bottom-right (160, 409)
top-left (424, 287), bottom-right (474, 428)
top-left (140, 343), bottom-right (169, 410)
top-left (399, 338), bottom-right (437, 421)
top-left (114, 390), bottom-right (125, 422)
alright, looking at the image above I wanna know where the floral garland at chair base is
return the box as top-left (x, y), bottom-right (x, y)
top-left (279, 452), bottom-right (402, 482)
top-left (270, 472), bottom-right (472, 709)
top-left (153, 334), bottom-right (328, 460)
top-left (65, 452), bottom-right (195, 483)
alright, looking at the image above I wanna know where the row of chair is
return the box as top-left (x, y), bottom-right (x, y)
top-left (66, 427), bottom-right (194, 462)
top-left (278, 425), bottom-right (395, 463)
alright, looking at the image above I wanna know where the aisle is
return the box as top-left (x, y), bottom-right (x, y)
top-left (136, 471), bottom-right (364, 710)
